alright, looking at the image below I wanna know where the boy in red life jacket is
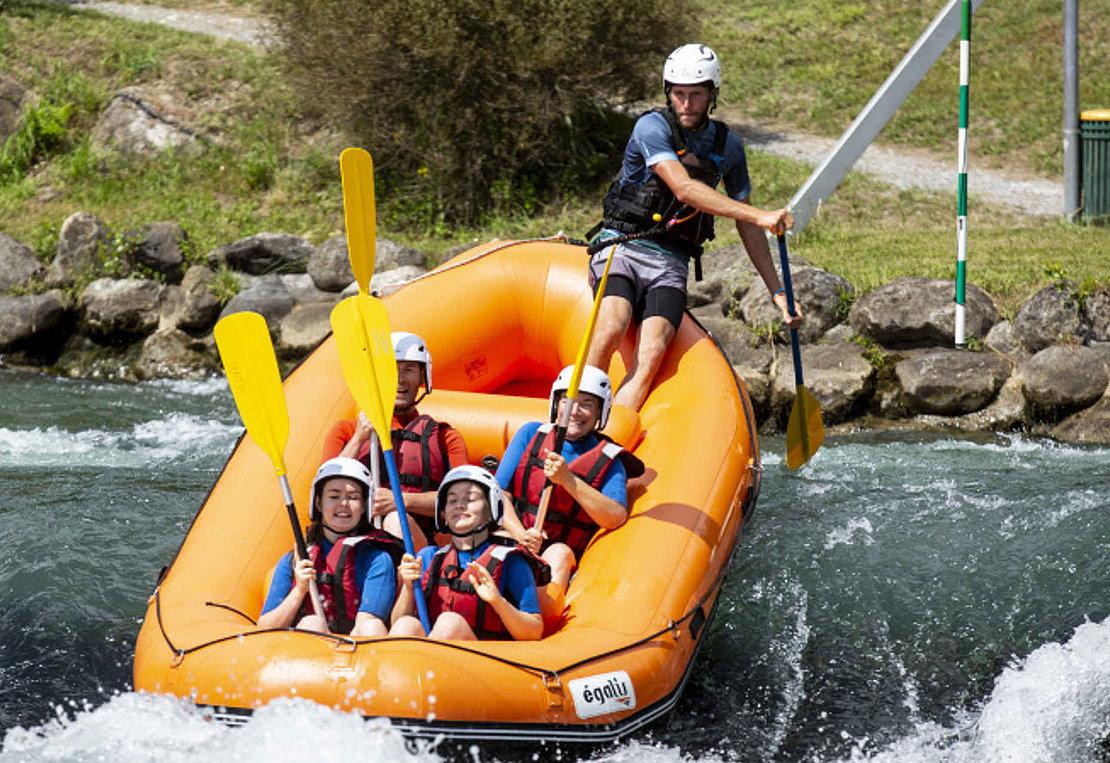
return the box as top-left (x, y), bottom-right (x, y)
top-left (322, 332), bottom-right (470, 549)
top-left (257, 457), bottom-right (402, 636)
top-left (390, 466), bottom-right (545, 641)
top-left (494, 365), bottom-right (644, 629)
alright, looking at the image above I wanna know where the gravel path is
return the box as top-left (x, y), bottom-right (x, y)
top-left (66, 1), bottom-right (1063, 219)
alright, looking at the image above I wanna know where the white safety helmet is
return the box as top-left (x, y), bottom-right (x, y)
top-left (663, 43), bottom-right (722, 89)
top-left (309, 457), bottom-right (373, 521)
top-left (548, 364), bottom-right (613, 430)
top-left (392, 331), bottom-right (432, 393)
top-left (434, 465), bottom-right (503, 533)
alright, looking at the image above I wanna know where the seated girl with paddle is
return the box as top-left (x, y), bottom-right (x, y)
top-left (323, 332), bottom-right (470, 550)
top-left (257, 457), bottom-right (403, 636)
top-left (390, 465), bottom-right (546, 641)
top-left (495, 365), bottom-right (644, 628)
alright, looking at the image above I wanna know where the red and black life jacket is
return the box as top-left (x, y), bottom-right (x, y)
top-left (596, 107), bottom-right (729, 269)
top-left (420, 542), bottom-right (548, 640)
top-left (509, 424), bottom-right (629, 558)
top-left (297, 531), bottom-right (403, 634)
top-left (358, 413), bottom-right (449, 539)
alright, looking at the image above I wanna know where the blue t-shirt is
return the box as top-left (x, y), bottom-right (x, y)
top-left (417, 540), bottom-right (540, 615)
top-left (601, 110), bottom-right (753, 257)
top-left (620, 110), bottom-right (752, 201)
top-left (495, 421), bottom-right (627, 507)
top-left (261, 540), bottom-right (397, 623)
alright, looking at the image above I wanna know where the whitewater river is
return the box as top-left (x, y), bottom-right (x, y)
top-left (0, 370), bottom-right (1106, 762)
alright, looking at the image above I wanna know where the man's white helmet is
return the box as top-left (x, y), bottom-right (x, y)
top-left (434, 465), bottom-right (503, 532)
top-left (663, 43), bottom-right (722, 89)
top-left (548, 364), bottom-right (613, 430)
top-left (392, 331), bottom-right (432, 392)
top-left (309, 457), bottom-right (373, 521)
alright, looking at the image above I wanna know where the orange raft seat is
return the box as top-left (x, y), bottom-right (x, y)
top-left (133, 239), bottom-right (762, 743)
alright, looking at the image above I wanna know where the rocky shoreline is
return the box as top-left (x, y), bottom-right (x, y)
top-left (2, 211), bottom-right (1108, 445)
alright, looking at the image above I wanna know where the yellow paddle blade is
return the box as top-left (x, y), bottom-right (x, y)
top-left (213, 311), bottom-right (289, 477)
top-left (330, 294), bottom-right (396, 449)
top-left (785, 384), bottom-right (824, 470)
top-left (340, 147), bottom-right (376, 295)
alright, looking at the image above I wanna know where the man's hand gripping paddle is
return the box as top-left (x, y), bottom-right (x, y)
top-left (330, 295), bottom-right (432, 634)
top-left (532, 244), bottom-right (618, 531)
top-left (213, 311), bottom-right (326, 619)
top-left (777, 234), bottom-right (824, 469)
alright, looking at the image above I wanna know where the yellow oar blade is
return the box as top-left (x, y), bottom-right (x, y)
top-left (330, 295), bottom-right (396, 446)
top-left (213, 311), bottom-right (289, 476)
top-left (340, 147), bottom-right (376, 295)
top-left (785, 385), bottom-right (824, 470)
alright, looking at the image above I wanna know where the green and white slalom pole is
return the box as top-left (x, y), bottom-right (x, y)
top-left (954, 0), bottom-right (971, 348)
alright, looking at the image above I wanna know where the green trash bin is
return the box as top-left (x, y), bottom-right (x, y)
top-left (1081, 108), bottom-right (1110, 220)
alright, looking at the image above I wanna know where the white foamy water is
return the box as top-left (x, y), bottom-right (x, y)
top-left (830, 616), bottom-right (1110, 763)
top-left (0, 412), bottom-right (240, 468)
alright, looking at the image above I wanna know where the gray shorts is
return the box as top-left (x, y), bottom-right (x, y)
top-left (588, 241), bottom-right (689, 328)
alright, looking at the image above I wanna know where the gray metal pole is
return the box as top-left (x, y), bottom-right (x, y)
top-left (788, 0), bottom-right (985, 233)
top-left (1064, 0), bottom-right (1080, 220)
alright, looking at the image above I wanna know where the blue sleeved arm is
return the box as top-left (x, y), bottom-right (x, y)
top-left (356, 548), bottom-right (397, 622)
top-left (500, 554), bottom-right (540, 615)
top-left (496, 422), bottom-right (542, 489)
top-left (260, 551), bottom-right (295, 615)
top-left (630, 112), bottom-right (679, 173)
top-left (598, 458), bottom-right (627, 506)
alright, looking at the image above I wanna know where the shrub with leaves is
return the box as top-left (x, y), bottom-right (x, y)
top-left (262, 0), bottom-right (691, 226)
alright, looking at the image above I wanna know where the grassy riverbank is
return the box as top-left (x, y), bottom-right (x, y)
top-left (0, 0), bottom-right (1108, 315)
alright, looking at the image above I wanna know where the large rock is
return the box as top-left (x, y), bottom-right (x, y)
top-left (1050, 393), bottom-right (1110, 444)
top-left (687, 244), bottom-right (758, 309)
top-left (0, 291), bottom-right (70, 353)
top-left (0, 232), bottom-right (45, 292)
top-left (123, 222), bottom-right (187, 283)
top-left (218, 275), bottom-right (295, 332)
top-left (91, 89), bottom-right (203, 157)
top-left (1084, 288), bottom-right (1110, 342)
top-left (135, 328), bottom-right (216, 380)
top-left (741, 266), bottom-right (852, 344)
top-left (984, 320), bottom-right (1030, 365)
top-left (208, 233), bottom-right (315, 275)
top-left (1012, 284), bottom-right (1082, 352)
top-left (359, 265), bottom-right (427, 297)
top-left (158, 265), bottom-right (221, 333)
top-left (278, 302), bottom-right (335, 358)
top-left (849, 277), bottom-right (998, 347)
top-left (690, 305), bottom-right (772, 420)
top-left (280, 273), bottom-right (336, 305)
top-left (46, 212), bottom-right (110, 287)
top-left (771, 342), bottom-right (874, 425)
top-left (895, 349), bottom-right (1013, 415)
top-left (79, 277), bottom-right (164, 343)
top-left (377, 238), bottom-right (427, 270)
top-left (1021, 344), bottom-right (1109, 421)
top-left (308, 236), bottom-right (354, 292)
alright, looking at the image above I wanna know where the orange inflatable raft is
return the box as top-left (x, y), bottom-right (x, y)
top-left (133, 239), bottom-right (762, 742)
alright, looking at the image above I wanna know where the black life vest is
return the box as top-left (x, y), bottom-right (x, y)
top-left (509, 424), bottom-right (630, 558)
top-left (420, 542), bottom-right (548, 640)
top-left (357, 413), bottom-right (449, 539)
top-left (297, 531), bottom-right (404, 634)
top-left (597, 107), bottom-right (729, 267)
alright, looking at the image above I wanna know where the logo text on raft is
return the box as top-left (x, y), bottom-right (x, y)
top-left (568, 671), bottom-right (637, 719)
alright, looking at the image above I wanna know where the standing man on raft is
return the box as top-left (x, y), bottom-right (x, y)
top-left (586, 43), bottom-right (804, 410)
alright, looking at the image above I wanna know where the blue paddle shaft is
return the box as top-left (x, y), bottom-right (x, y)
top-left (383, 449), bottom-right (432, 634)
top-left (776, 235), bottom-right (805, 387)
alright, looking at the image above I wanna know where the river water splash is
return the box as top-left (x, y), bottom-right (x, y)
top-left (0, 372), bottom-right (1106, 762)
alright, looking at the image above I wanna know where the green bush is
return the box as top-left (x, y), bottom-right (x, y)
top-left (262, 0), bottom-right (692, 226)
